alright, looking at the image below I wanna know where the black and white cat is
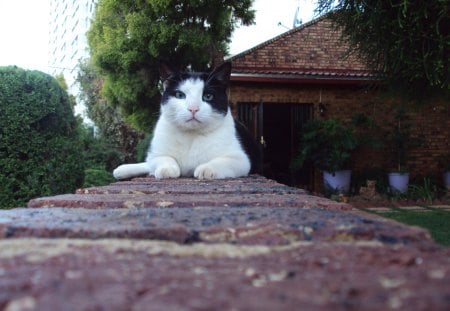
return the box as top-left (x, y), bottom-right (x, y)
top-left (113, 61), bottom-right (257, 180)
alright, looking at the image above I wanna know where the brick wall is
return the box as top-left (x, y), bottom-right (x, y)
top-left (230, 82), bottom-right (450, 189)
top-left (228, 15), bottom-right (449, 190)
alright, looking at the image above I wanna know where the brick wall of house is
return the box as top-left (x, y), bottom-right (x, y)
top-left (230, 82), bottom-right (450, 190)
top-left (228, 15), bottom-right (449, 191)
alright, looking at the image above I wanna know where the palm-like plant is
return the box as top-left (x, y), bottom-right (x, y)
top-left (291, 118), bottom-right (358, 174)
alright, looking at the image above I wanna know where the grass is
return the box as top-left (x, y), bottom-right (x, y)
top-left (373, 208), bottom-right (450, 246)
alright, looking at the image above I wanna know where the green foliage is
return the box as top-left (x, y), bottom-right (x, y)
top-left (316, 0), bottom-right (450, 99)
top-left (136, 132), bottom-right (153, 162)
top-left (0, 66), bottom-right (84, 208)
top-left (83, 165), bottom-right (115, 188)
top-left (55, 73), bottom-right (77, 111)
top-left (87, 0), bottom-right (255, 130)
top-left (78, 123), bottom-right (122, 187)
top-left (78, 124), bottom-right (123, 171)
top-left (408, 177), bottom-right (438, 204)
top-left (291, 118), bottom-right (358, 173)
top-left (77, 59), bottom-right (144, 163)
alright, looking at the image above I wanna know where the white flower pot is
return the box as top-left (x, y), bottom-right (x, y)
top-left (444, 171), bottom-right (450, 189)
top-left (388, 172), bottom-right (410, 194)
top-left (323, 170), bottom-right (351, 194)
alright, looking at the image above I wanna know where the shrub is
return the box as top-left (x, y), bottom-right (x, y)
top-left (83, 165), bottom-right (115, 188)
top-left (78, 124), bottom-right (122, 187)
top-left (0, 66), bottom-right (84, 208)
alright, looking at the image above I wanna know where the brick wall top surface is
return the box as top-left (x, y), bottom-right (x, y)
top-left (1, 175), bottom-right (449, 310)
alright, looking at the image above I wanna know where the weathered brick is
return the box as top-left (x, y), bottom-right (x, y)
top-left (27, 176), bottom-right (350, 210)
top-left (0, 207), bottom-right (431, 245)
top-left (0, 238), bottom-right (449, 310)
top-left (1, 175), bottom-right (449, 310)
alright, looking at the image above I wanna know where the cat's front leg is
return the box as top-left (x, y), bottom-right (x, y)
top-left (194, 156), bottom-right (250, 180)
top-left (148, 156), bottom-right (181, 179)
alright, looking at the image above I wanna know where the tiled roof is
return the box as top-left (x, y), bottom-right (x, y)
top-left (229, 15), bottom-right (377, 82)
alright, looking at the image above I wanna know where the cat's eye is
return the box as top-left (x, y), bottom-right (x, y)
top-left (174, 90), bottom-right (186, 99)
top-left (202, 93), bottom-right (214, 101)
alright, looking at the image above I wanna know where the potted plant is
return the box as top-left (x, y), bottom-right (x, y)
top-left (387, 106), bottom-right (412, 194)
top-left (438, 153), bottom-right (450, 190)
top-left (291, 118), bottom-right (358, 194)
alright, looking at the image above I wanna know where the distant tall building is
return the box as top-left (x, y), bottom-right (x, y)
top-left (48, 0), bottom-right (97, 117)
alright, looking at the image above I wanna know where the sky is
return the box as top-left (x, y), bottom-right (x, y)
top-left (0, 0), bottom-right (49, 72)
top-left (0, 0), bottom-right (317, 74)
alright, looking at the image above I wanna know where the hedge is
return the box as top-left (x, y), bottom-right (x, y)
top-left (0, 66), bottom-right (84, 208)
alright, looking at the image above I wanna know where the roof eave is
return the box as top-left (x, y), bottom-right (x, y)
top-left (230, 73), bottom-right (380, 85)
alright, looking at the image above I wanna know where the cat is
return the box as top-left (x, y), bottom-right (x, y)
top-left (113, 61), bottom-right (258, 180)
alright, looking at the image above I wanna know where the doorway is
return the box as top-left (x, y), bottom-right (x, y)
top-left (237, 102), bottom-right (313, 188)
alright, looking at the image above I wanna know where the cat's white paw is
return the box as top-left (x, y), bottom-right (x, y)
top-left (154, 165), bottom-right (181, 179)
top-left (194, 164), bottom-right (218, 180)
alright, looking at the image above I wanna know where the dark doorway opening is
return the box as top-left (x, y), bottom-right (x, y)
top-left (237, 102), bottom-right (313, 188)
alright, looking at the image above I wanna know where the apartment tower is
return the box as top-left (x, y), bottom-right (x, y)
top-left (48, 0), bottom-right (97, 116)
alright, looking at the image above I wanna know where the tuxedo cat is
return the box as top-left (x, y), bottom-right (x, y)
top-left (113, 61), bottom-right (257, 180)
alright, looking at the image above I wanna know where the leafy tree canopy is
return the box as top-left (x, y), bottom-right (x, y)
top-left (88, 0), bottom-right (255, 130)
top-left (317, 0), bottom-right (449, 100)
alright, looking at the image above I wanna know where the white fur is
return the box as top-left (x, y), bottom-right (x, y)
top-left (113, 162), bottom-right (150, 180)
top-left (113, 78), bottom-right (250, 180)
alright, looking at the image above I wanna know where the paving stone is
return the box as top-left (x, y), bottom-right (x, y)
top-left (429, 205), bottom-right (450, 210)
top-left (0, 207), bottom-right (431, 245)
top-left (0, 238), bottom-right (449, 311)
top-left (397, 206), bottom-right (428, 211)
top-left (28, 176), bottom-right (350, 210)
top-left (364, 207), bottom-right (394, 212)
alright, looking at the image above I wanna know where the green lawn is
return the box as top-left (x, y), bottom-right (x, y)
top-left (374, 209), bottom-right (450, 246)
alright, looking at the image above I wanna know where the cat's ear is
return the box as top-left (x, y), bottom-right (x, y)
top-left (208, 62), bottom-right (231, 86)
top-left (159, 61), bottom-right (178, 82)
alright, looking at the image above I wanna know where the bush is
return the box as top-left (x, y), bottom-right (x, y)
top-left (0, 66), bottom-right (84, 208)
top-left (78, 124), bottom-right (122, 187)
top-left (83, 165), bottom-right (115, 188)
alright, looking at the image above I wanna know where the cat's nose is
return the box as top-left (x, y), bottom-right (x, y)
top-left (188, 105), bottom-right (199, 115)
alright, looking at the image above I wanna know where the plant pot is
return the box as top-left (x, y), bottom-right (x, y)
top-left (323, 170), bottom-right (351, 194)
top-left (444, 171), bottom-right (450, 190)
top-left (388, 172), bottom-right (410, 194)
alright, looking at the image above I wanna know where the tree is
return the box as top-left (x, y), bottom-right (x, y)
top-left (0, 67), bottom-right (84, 208)
top-left (87, 0), bottom-right (255, 131)
top-left (316, 0), bottom-right (449, 99)
top-left (77, 59), bottom-right (144, 163)
top-left (55, 73), bottom-right (77, 111)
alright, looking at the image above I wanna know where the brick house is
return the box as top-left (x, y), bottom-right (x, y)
top-left (228, 16), bottom-right (449, 191)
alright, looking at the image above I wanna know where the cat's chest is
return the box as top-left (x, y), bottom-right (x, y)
top-left (171, 130), bottom-right (224, 158)
top-left (151, 114), bottom-right (239, 173)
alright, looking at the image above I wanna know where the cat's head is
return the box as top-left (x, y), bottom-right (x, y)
top-left (159, 62), bottom-right (232, 132)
